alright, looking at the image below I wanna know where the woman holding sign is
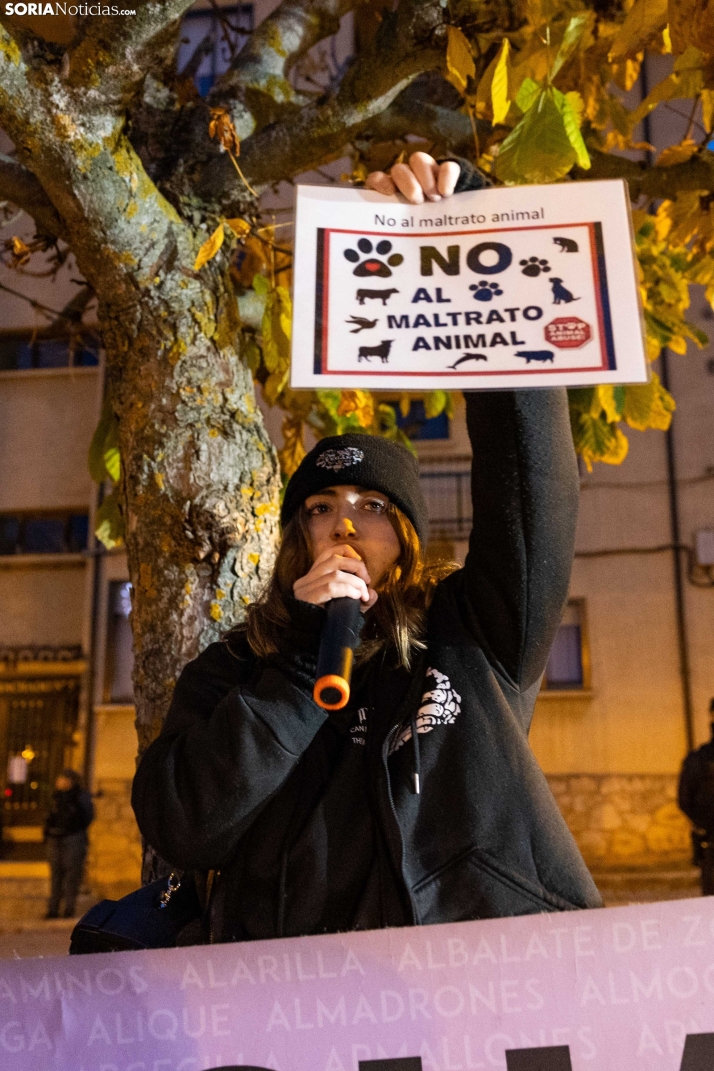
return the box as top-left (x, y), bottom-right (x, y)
top-left (133, 153), bottom-right (602, 944)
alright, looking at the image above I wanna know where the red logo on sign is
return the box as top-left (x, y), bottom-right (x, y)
top-left (545, 317), bottom-right (592, 349)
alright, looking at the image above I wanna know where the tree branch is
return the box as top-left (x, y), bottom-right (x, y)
top-left (0, 153), bottom-right (66, 239)
top-left (0, 22), bottom-right (196, 309)
top-left (67, 0), bottom-right (197, 105)
top-left (202, 0), bottom-right (447, 211)
top-left (582, 148), bottom-right (714, 201)
top-left (208, 0), bottom-right (358, 138)
top-left (361, 88), bottom-right (481, 158)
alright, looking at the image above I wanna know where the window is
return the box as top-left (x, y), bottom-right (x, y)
top-left (543, 600), bottom-right (589, 691)
top-left (178, 5), bottom-right (253, 96)
top-left (105, 582), bottom-right (134, 703)
top-left (391, 399), bottom-right (450, 441)
top-left (0, 332), bottom-right (99, 371)
top-left (0, 512), bottom-right (89, 555)
top-left (420, 469), bottom-right (472, 541)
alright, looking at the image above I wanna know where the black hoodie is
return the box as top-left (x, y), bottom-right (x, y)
top-left (132, 385), bottom-right (603, 943)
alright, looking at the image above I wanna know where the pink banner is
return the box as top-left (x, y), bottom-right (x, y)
top-left (3, 897), bottom-right (714, 1071)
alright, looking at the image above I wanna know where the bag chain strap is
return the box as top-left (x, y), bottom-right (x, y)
top-left (158, 871), bottom-right (181, 909)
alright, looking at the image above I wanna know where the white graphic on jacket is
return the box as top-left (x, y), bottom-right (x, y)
top-left (390, 668), bottom-right (461, 753)
top-left (351, 706), bottom-right (368, 745)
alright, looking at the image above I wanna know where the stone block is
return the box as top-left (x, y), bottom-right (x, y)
top-left (591, 802), bottom-right (623, 831)
top-left (610, 829), bottom-right (647, 860)
top-left (653, 802), bottom-right (689, 829)
top-left (624, 813), bottom-right (651, 834)
top-left (576, 831), bottom-right (608, 860)
top-left (646, 823), bottom-right (690, 855)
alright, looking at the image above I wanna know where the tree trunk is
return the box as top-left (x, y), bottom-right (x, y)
top-left (100, 264), bottom-right (281, 755)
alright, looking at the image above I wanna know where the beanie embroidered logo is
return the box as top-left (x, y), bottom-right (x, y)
top-left (315, 446), bottom-right (365, 472)
top-left (390, 668), bottom-right (462, 753)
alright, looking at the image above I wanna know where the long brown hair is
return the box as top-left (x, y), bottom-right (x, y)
top-left (236, 503), bottom-right (456, 669)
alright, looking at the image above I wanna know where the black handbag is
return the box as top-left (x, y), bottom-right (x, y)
top-left (69, 870), bottom-right (204, 954)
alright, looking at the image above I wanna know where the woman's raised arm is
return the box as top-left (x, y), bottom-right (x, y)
top-left (458, 388), bottom-right (579, 692)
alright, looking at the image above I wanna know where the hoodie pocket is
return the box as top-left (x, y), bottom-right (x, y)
top-left (412, 843), bottom-right (582, 923)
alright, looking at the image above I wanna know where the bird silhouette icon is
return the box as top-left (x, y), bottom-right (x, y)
top-left (345, 315), bottom-right (378, 333)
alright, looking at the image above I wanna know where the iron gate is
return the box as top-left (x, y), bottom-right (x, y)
top-left (0, 675), bottom-right (80, 826)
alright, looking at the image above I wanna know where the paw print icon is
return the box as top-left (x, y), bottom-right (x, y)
top-left (470, 281), bottom-right (503, 302)
top-left (520, 257), bottom-right (551, 277)
top-left (344, 238), bottom-right (404, 277)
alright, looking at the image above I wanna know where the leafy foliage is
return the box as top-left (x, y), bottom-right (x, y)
top-left (251, 0), bottom-right (714, 475)
top-left (83, 0), bottom-right (714, 496)
top-left (88, 398), bottom-right (124, 548)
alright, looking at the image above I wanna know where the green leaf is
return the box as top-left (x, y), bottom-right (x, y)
top-left (567, 386), bottom-right (595, 413)
top-left (252, 273), bottom-right (270, 297)
top-left (495, 88), bottom-right (576, 185)
top-left (551, 13), bottom-right (592, 79)
top-left (243, 336), bottom-right (262, 374)
top-left (515, 77), bottom-right (540, 114)
top-left (95, 490), bottom-right (124, 550)
top-left (556, 89), bottom-right (591, 170)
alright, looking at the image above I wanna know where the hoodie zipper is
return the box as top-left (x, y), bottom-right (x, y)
top-left (375, 652), bottom-right (429, 927)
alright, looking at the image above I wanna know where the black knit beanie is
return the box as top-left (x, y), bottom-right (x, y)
top-left (281, 434), bottom-right (428, 544)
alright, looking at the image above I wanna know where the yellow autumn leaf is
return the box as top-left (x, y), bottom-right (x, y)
top-left (591, 384), bottom-right (621, 423)
top-left (598, 425), bottom-right (630, 465)
top-left (278, 417), bottom-right (306, 477)
top-left (656, 138), bottom-right (698, 166)
top-left (194, 223), bottom-right (225, 271)
top-left (491, 39), bottom-right (511, 125)
top-left (623, 375), bottom-right (676, 431)
top-left (611, 54), bottom-right (644, 92)
top-left (446, 26), bottom-right (475, 95)
top-left (225, 218), bottom-right (251, 237)
top-left (208, 107), bottom-right (240, 156)
top-left (473, 49), bottom-right (500, 119)
top-left (702, 89), bottom-right (714, 132)
top-left (337, 389), bottom-right (374, 428)
top-left (609, 0), bottom-right (668, 59)
top-left (668, 0), bottom-right (714, 55)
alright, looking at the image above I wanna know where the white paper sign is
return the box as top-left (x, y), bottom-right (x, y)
top-left (291, 180), bottom-right (648, 391)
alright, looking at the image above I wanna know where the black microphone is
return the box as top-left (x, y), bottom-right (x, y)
top-left (313, 597), bottom-right (363, 710)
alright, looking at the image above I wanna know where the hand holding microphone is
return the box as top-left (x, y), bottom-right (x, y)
top-left (293, 544), bottom-right (375, 711)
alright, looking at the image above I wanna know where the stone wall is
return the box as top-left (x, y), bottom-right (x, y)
top-left (82, 773), bottom-right (693, 905)
top-left (547, 773), bottom-right (692, 870)
top-left (86, 777), bottom-right (142, 900)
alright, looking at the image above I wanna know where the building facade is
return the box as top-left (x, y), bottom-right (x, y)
top-left (0, 12), bottom-right (712, 916)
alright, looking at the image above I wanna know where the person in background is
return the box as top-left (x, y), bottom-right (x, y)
top-left (44, 769), bottom-right (94, 919)
top-left (678, 699), bottom-right (714, 895)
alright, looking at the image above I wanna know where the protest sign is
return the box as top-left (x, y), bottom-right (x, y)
top-left (4, 896), bottom-right (714, 1071)
top-left (291, 180), bottom-right (647, 391)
